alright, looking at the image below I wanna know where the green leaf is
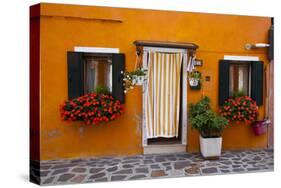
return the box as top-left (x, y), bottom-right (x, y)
top-left (189, 96), bottom-right (228, 137)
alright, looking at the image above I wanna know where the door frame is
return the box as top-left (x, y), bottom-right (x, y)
top-left (142, 47), bottom-right (188, 147)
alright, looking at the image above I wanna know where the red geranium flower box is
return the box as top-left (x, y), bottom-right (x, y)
top-left (60, 93), bottom-right (124, 125)
top-left (220, 96), bottom-right (259, 124)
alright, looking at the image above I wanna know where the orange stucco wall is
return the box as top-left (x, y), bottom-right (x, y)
top-left (34, 3), bottom-right (271, 160)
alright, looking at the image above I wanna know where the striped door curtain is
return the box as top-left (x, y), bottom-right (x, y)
top-left (145, 51), bottom-right (183, 138)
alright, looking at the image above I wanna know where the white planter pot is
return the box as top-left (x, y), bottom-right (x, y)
top-left (189, 78), bottom-right (199, 86)
top-left (135, 75), bottom-right (145, 85)
top-left (199, 135), bottom-right (222, 158)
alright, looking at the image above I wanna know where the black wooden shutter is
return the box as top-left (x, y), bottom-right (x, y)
top-left (218, 60), bottom-right (230, 106)
top-left (67, 52), bottom-right (84, 100)
top-left (268, 23), bottom-right (274, 61)
top-left (112, 53), bottom-right (125, 103)
top-left (251, 61), bottom-right (264, 106)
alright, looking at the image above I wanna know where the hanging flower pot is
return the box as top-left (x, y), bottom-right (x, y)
top-left (123, 68), bottom-right (147, 93)
top-left (135, 75), bottom-right (145, 85)
top-left (122, 51), bottom-right (147, 92)
top-left (189, 77), bottom-right (200, 86)
top-left (189, 71), bottom-right (201, 90)
top-left (252, 120), bottom-right (268, 136)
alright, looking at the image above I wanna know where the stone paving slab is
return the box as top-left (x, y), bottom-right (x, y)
top-left (30, 149), bottom-right (273, 185)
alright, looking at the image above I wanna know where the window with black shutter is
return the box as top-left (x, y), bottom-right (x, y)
top-left (251, 61), bottom-right (264, 106)
top-left (218, 60), bottom-right (263, 106)
top-left (67, 52), bottom-right (84, 100)
top-left (67, 52), bottom-right (125, 103)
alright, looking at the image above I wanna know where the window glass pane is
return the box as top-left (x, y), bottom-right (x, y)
top-left (84, 56), bottom-right (112, 93)
top-left (229, 64), bottom-right (249, 96)
top-left (238, 65), bottom-right (249, 94)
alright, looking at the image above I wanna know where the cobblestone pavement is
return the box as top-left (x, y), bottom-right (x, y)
top-left (30, 149), bottom-right (273, 185)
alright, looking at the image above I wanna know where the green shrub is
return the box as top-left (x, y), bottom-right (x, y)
top-left (189, 96), bottom-right (228, 138)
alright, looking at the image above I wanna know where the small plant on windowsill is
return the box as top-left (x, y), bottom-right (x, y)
top-left (60, 91), bottom-right (124, 125)
top-left (189, 70), bottom-right (201, 89)
top-left (189, 96), bottom-right (228, 158)
top-left (123, 68), bottom-right (147, 93)
top-left (232, 90), bottom-right (246, 98)
top-left (94, 85), bottom-right (110, 95)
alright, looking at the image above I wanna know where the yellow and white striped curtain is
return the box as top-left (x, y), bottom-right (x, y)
top-left (145, 52), bottom-right (183, 138)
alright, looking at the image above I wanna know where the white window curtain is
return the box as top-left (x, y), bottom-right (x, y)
top-left (229, 64), bottom-right (250, 96)
top-left (145, 51), bottom-right (183, 138)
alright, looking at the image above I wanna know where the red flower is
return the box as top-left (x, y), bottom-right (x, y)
top-left (220, 96), bottom-right (258, 124)
top-left (60, 92), bottom-right (124, 125)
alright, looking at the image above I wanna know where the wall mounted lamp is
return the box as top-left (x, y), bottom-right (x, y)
top-left (245, 43), bottom-right (270, 50)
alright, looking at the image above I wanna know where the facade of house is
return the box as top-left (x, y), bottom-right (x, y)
top-left (30, 3), bottom-right (273, 163)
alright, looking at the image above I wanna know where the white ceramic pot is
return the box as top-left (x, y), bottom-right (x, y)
top-left (189, 78), bottom-right (199, 86)
top-left (199, 135), bottom-right (222, 158)
top-left (135, 75), bottom-right (145, 85)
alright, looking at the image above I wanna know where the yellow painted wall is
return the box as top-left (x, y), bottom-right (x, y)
top-left (36, 3), bottom-right (271, 160)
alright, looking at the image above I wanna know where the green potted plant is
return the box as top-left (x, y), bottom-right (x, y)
top-left (189, 70), bottom-right (201, 89)
top-left (123, 68), bottom-right (147, 93)
top-left (189, 96), bottom-right (228, 158)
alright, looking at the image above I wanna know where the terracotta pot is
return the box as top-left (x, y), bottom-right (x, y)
top-left (252, 120), bottom-right (267, 136)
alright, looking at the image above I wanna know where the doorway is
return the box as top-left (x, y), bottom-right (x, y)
top-left (142, 47), bottom-right (188, 154)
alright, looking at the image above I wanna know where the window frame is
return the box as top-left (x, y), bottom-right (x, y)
top-left (67, 51), bottom-right (125, 103)
top-left (218, 59), bottom-right (264, 106)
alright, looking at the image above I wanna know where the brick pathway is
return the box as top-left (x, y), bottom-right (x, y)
top-left (30, 149), bottom-right (273, 185)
